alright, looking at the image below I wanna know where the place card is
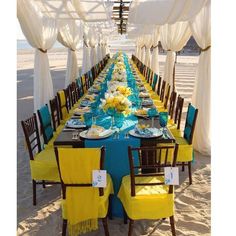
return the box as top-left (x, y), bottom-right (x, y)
top-left (164, 167), bottom-right (179, 185)
top-left (92, 170), bottom-right (107, 187)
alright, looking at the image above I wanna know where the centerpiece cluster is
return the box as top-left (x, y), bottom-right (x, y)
top-left (100, 53), bottom-right (132, 116)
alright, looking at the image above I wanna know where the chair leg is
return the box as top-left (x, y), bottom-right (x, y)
top-left (102, 217), bottom-right (109, 236)
top-left (32, 180), bottom-right (36, 206)
top-left (42, 180), bottom-right (46, 188)
top-left (123, 207), bottom-right (128, 224)
top-left (188, 161), bottom-right (192, 185)
top-left (169, 216), bottom-right (176, 236)
top-left (128, 219), bottom-right (134, 236)
top-left (182, 162), bottom-right (185, 172)
top-left (62, 219), bottom-right (67, 236)
top-left (108, 195), bottom-right (113, 220)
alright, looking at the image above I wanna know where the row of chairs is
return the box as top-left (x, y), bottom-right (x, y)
top-left (132, 54), bottom-right (198, 185)
top-left (21, 54), bottom-right (111, 206)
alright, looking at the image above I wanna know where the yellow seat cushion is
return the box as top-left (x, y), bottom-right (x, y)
top-left (30, 148), bottom-right (60, 181)
top-left (118, 175), bottom-right (174, 220)
top-left (62, 174), bottom-right (114, 220)
top-left (175, 137), bottom-right (193, 162)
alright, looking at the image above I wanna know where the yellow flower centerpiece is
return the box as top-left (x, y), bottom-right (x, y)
top-left (116, 86), bottom-right (131, 97)
top-left (100, 93), bottom-right (131, 116)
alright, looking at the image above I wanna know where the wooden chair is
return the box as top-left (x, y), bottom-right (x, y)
top-left (37, 104), bottom-right (55, 145)
top-left (168, 91), bottom-right (177, 119)
top-left (163, 84), bottom-right (171, 109)
top-left (151, 73), bottom-right (158, 91)
top-left (21, 114), bottom-right (60, 205)
top-left (157, 76), bottom-right (162, 96)
top-left (174, 104), bottom-right (198, 184)
top-left (49, 96), bottom-right (63, 133)
top-left (64, 86), bottom-right (72, 110)
top-left (160, 80), bottom-right (166, 102)
top-left (57, 90), bottom-right (69, 121)
top-left (118, 145), bottom-right (178, 236)
top-left (54, 147), bottom-right (114, 236)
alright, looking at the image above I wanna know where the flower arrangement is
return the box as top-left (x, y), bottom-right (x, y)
top-left (100, 93), bottom-right (131, 116)
top-left (116, 86), bottom-right (131, 97)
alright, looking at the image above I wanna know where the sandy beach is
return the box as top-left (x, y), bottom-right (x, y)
top-left (17, 47), bottom-right (210, 235)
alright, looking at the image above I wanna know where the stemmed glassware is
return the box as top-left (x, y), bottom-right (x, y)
top-left (147, 108), bottom-right (158, 128)
top-left (114, 113), bottom-right (124, 138)
top-left (159, 112), bottom-right (168, 134)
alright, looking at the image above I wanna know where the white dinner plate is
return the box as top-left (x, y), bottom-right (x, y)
top-left (79, 129), bottom-right (114, 139)
top-left (129, 128), bottom-right (163, 138)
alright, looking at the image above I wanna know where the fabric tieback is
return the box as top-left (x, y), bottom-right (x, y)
top-left (70, 49), bottom-right (75, 52)
top-left (38, 48), bottom-right (47, 53)
top-left (200, 45), bottom-right (211, 52)
top-left (84, 40), bottom-right (89, 47)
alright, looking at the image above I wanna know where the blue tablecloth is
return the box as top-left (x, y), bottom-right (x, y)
top-left (85, 115), bottom-right (140, 217)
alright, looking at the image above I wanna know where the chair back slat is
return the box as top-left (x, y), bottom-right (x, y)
top-left (157, 76), bottom-right (162, 95)
top-left (168, 91), bottom-right (177, 119)
top-left (21, 113), bottom-right (42, 160)
top-left (160, 80), bottom-right (166, 102)
top-left (49, 96), bottom-right (60, 131)
top-left (57, 90), bottom-right (69, 120)
top-left (128, 145), bottom-right (178, 197)
top-left (174, 95), bottom-right (184, 129)
top-left (164, 84), bottom-right (171, 109)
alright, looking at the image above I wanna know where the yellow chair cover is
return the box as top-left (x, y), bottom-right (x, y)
top-left (118, 175), bottom-right (174, 220)
top-left (58, 91), bottom-right (69, 120)
top-left (62, 174), bottom-right (113, 220)
top-left (30, 148), bottom-right (60, 181)
top-left (57, 148), bottom-right (112, 236)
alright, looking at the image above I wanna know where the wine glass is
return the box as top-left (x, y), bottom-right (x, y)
top-left (83, 112), bottom-right (93, 128)
top-left (159, 112), bottom-right (168, 133)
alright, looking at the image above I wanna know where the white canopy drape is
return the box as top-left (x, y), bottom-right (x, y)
top-left (88, 28), bottom-right (97, 67)
top-left (17, 0), bottom-right (58, 112)
top-left (82, 28), bottom-right (91, 74)
top-left (190, 0), bottom-right (211, 155)
top-left (151, 27), bottom-right (160, 75)
top-left (144, 34), bottom-right (153, 67)
top-left (160, 21), bottom-right (191, 88)
top-left (57, 20), bottom-right (83, 87)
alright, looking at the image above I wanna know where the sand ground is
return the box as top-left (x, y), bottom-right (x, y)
top-left (17, 48), bottom-right (210, 236)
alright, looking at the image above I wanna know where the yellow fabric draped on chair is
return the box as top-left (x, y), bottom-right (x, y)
top-left (56, 148), bottom-right (113, 236)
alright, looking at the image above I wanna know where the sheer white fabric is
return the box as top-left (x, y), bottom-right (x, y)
top-left (144, 35), bottom-right (153, 67)
top-left (57, 20), bottom-right (83, 87)
top-left (151, 27), bottom-right (160, 75)
top-left (129, 0), bottom-right (207, 25)
top-left (190, 0), bottom-right (211, 155)
top-left (160, 21), bottom-right (191, 88)
top-left (17, 0), bottom-right (57, 112)
top-left (82, 27), bottom-right (91, 74)
top-left (88, 28), bottom-right (97, 67)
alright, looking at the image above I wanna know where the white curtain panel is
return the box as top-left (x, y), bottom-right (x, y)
top-left (151, 27), bottom-right (160, 75)
top-left (58, 20), bottom-right (83, 87)
top-left (82, 33), bottom-right (91, 75)
top-left (144, 34), bottom-right (153, 67)
top-left (129, 0), bottom-right (207, 25)
top-left (17, 0), bottom-right (57, 112)
top-left (160, 21), bottom-right (191, 88)
top-left (190, 0), bottom-right (211, 155)
top-left (88, 28), bottom-right (97, 67)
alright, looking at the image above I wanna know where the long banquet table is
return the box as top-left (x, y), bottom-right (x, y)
top-left (54, 53), bottom-right (175, 218)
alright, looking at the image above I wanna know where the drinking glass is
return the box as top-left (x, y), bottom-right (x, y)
top-left (114, 113), bottom-right (124, 137)
top-left (83, 112), bottom-right (93, 127)
top-left (159, 112), bottom-right (168, 132)
top-left (148, 108), bottom-right (158, 127)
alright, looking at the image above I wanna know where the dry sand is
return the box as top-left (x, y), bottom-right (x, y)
top-left (17, 48), bottom-right (210, 235)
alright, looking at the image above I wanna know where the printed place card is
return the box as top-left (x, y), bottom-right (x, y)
top-left (92, 170), bottom-right (107, 188)
top-left (164, 167), bottom-right (179, 185)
